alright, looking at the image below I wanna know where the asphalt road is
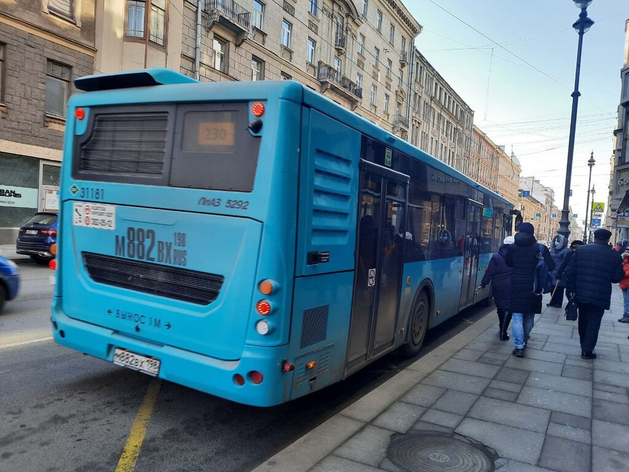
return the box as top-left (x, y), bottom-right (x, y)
top-left (0, 260), bottom-right (494, 472)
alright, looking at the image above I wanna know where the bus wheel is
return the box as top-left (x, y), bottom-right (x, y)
top-left (401, 291), bottom-right (429, 358)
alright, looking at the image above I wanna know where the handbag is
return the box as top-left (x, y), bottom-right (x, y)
top-left (565, 296), bottom-right (578, 321)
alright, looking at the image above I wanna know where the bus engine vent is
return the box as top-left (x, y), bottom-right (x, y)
top-left (79, 113), bottom-right (168, 176)
top-left (300, 305), bottom-right (329, 348)
top-left (82, 252), bottom-right (224, 305)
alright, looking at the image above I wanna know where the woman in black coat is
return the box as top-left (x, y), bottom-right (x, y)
top-left (505, 223), bottom-right (555, 356)
top-left (479, 236), bottom-right (514, 340)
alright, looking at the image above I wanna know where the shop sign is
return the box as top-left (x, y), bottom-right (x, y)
top-left (0, 185), bottom-right (38, 208)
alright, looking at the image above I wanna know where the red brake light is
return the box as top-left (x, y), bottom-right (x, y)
top-left (49, 259), bottom-right (57, 270)
top-left (233, 374), bottom-right (245, 386)
top-left (75, 108), bottom-right (86, 120)
top-left (249, 371), bottom-right (263, 384)
top-left (256, 300), bottom-right (272, 316)
top-left (251, 102), bottom-right (265, 117)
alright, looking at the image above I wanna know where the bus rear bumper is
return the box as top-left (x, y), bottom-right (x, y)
top-left (52, 301), bottom-right (289, 407)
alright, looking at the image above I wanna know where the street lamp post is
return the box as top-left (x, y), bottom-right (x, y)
top-left (557, 0), bottom-right (595, 240)
top-left (583, 151), bottom-right (595, 242)
top-left (588, 185), bottom-right (596, 242)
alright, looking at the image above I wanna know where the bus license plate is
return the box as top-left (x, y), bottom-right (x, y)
top-left (113, 348), bottom-right (160, 376)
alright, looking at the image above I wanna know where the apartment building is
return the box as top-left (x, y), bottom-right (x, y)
top-left (409, 50), bottom-right (474, 175)
top-left (518, 176), bottom-right (556, 243)
top-left (0, 0), bottom-right (96, 243)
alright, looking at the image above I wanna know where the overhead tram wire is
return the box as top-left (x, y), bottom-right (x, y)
top-left (427, 0), bottom-right (615, 118)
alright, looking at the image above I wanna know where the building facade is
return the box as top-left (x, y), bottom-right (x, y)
top-left (609, 19), bottom-right (629, 241)
top-left (0, 0), bottom-right (96, 243)
top-left (518, 176), bottom-right (556, 243)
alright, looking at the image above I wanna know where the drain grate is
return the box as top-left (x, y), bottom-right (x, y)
top-left (387, 432), bottom-right (497, 472)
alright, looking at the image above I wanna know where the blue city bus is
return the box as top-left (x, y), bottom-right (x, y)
top-left (51, 69), bottom-right (513, 407)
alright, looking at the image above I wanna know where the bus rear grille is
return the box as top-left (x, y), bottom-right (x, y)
top-left (82, 252), bottom-right (223, 305)
top-left (79, 113), bottom-right (168, 176)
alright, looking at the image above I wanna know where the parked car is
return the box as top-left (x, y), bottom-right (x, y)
top-left (0, 254), bottom-right (20, 313)
top-left (15, 212), bottom-right (58, 265)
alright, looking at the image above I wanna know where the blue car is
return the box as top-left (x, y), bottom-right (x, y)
top-left (15, 212), bottom-right (58, 265)
top-left (0, 255), bottom-right (19, 313)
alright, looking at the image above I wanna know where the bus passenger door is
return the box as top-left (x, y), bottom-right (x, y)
top-left (347, 161), bottom-right (408, 371)
top-left (459, 201), bottom-right (482, 310)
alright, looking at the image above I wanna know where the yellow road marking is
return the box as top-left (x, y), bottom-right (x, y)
top-left (115, 378), bottom-right (162, 472)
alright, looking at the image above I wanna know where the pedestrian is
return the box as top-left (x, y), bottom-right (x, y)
top-left (618, 250), bottom-right (629, 323)
top-left (547, 234), bottom-right (570, 308)
top-left (505, 222), bottom-right (555, 357)
top-left (556, 240), bottom-right (584, 302)
top-left (566, 229), bottom-right (624, 359)
top-left (478, 236), bottom-right (514, 340)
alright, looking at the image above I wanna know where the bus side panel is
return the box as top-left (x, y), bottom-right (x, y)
top-left (295, 108), bottom-right (361, 276)
top-left (399, 257), bottom-right (465, 331)
top-left (287, 272), bottom-right (354, 401)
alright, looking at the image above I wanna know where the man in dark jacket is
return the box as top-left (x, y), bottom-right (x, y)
top-left (506, 223), bottom-right (555, 357)
top-left (479, 236), bottom-right (514, 340)
top-left (556, 240), bottom-right (584, 300)
top-left (566, 229), bottom-right (624, 359)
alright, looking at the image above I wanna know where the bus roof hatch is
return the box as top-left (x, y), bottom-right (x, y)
top-left (75, 68), bottom-right (198, 92)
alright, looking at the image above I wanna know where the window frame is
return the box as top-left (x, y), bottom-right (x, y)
top-left (309, 0), bottom-right (317, 16)
top-left (361, 0), bottom-right (368, 16)
top-left (384, 94), bottom-right (390, 114)
top-left (307, 37), bottom-right (316, 64)
top-left (281, 19), bottom-right (292, 49)
top-left (251, 56), bottom-right (265, 81)
top-left (374, 47), bottom-right (379, 67)
top-left (45, 59), bottom-right (72, 118)
top-left (389, 24), bottom-right (395, 44)
top-left (358, 34), bottom-right (365, 56)
top-left (213, 36), bottom-right (228, 74)
top-left (253, 0), bottom-right (264, 30)
top-left (0, 43), bottom-right (5, 104)
top-left (376, 10), bottom-right (382, 31)
top-left (370, 84), bottom-right (377, 105)
top-left (47, 0), bottom-right (75, 23)
top-left (124, 0), bottom-right (168, 47)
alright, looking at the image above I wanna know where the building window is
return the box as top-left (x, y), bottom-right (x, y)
top-left (384, 94), bottom-right (389, 113)
top-left (358, 34), bottom-right (365, 56)
top-left (253, 0), bottom-right (264, 30)
top-left (126, 0), bottom-right (146, 37)
top-left (46, 60), bottom-right (71, 117)
top-left (149, 0), bottom-right (166, 45)
top-left (281, 20), bottom-right (292, 48)
top-left (361, 0), bottom-right (368, 15)
top-left (0, 43), bottom-right (4, 103)
top-left (309, 0), bottom-right (317, 16)
top-left (213, 36), bottom-right (228, 73)
top-left (386, 59), bottom-right (392, 78)
top-left (374, 47), bottom-right (379, 67)
top-left (370, 84), bottom-right (377, 105)
top-left (281, 72), bottom-right (292, 80)
top-left (398, 69), bottom-right (403, 88)
top-left (376, 10), bottom-right (382, 31)
top-left (251, 56), bottom-right (265, 81)
top-left (356, 73), bottom-right (362, 90)
top-left (389, 24), bottom-right (395, 44)
top-left (401, 36), bottom-right (406, 53)
top-left (307, 37), bottom-right (316, 63)
top-left (49, 0), bottom-right (74, 20)
top-left (333, 57), bottom-right (341, 76)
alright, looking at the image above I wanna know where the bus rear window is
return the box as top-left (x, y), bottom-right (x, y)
top-left (171, 104), bottom-right (259, 192)
top-left (73, 103), bottom-right (260, 193)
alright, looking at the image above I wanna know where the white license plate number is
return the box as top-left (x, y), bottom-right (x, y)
top-left (113, 348), bottom-right (160, 376)
top-left (26, 230), bottom-right (38, 235)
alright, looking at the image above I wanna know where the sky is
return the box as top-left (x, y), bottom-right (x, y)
top-left (405, 0), bottom-right (627, 225)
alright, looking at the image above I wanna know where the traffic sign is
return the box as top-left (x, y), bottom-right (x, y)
top-left (591, 218), bottom-right (602, 228)
top-left (592, 202), bottom-right (605, 213)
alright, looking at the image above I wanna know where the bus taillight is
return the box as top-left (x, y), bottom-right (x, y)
top-left (233, 374), bottom-right (245, 386)
top-left (49, 259), bottom-right (57, 270)
top-left (256, 300), bottom-right (272, 316)
top-left (258, 279), bottom-right (278, 295)
top-left (75, 108), bottom-right (86, 120)
top-left (249, 371), bottom-right (263, 384)
top-left (255, 320), bottom-right (271, 335)
top-left (251, 102), bottom-right (265, 117)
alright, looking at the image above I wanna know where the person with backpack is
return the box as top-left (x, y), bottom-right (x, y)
top-left (566, 229), bottom-right (624, 359)
top-left (505, 223), bottom-right (555, 357)
top-left (619, 250), bottom-right (629, 323)
top-left (547, 234), bottom-right (571, 308)
top-left (478, 236), bottom-right (514, 340)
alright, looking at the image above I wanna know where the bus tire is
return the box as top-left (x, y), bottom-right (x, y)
top-left (401, 291), bottom-right (429, 358)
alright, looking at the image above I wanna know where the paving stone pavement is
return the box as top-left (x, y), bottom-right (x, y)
top-left (254, 287), bottom-right (629, 472)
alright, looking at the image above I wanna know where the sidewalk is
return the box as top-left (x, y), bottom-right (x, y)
top-left (254, 288), bottom-right (629, 472)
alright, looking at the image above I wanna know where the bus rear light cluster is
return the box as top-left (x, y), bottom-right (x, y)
top-left (255, 279), bottom-right (279, 335)
top-left (255, 320), bottom-right (271, 335)
top-left (49, 259), bottom-right (58, 271)
top-left (75, 108), bottom-right (86, 120)
top-left (251, 102), bottom-right (265, 117)
top-left (232, 371), bottom-right (264, 386)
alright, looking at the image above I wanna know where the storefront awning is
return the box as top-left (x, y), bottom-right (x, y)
top-left (617, 190), bottom-right (629, 214)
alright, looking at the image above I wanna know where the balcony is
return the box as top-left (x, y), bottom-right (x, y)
top-left (395, 114), bottom-right (409, 129)
top-left (204, 0), bottom-right (251, 45)
top-left (399, 51), bottom-right (408, 68)
top-left (335, 31), bottom-right (346, 54)
top-left (317, 64), bottom-right (362, 108)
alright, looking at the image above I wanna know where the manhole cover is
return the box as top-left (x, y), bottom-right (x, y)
top-left (387, 432), bottom-right (495, 472)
